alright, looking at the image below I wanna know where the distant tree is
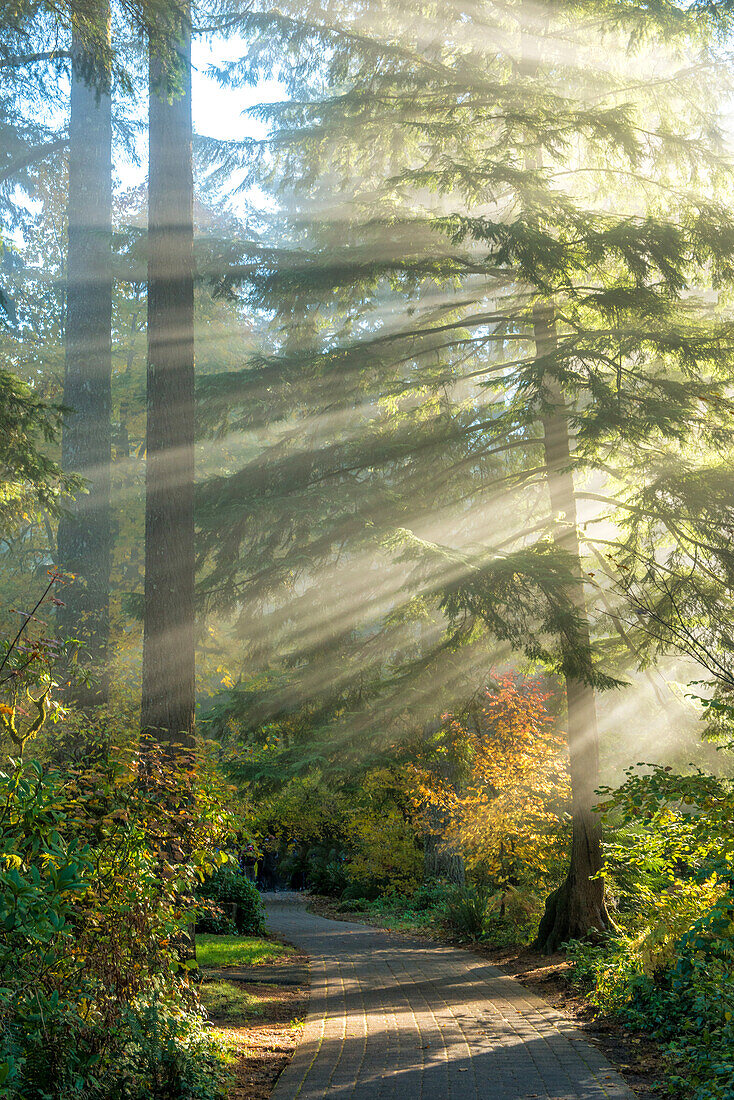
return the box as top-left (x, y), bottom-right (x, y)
top-left (0, 368), bottom-right (79, 532)
top-left (610, 456), bottom-right (734, 704)
top-left (57, 0), bottom-right (113, 706)
top-left (0, 9), bottom-right (71, 324)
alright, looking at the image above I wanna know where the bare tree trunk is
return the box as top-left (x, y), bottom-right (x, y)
top-left (57, 2), bottom-right (112, 707)
top-left (420, 718), bottom-right (465, 885)
top-left (140, 6), bottom-right (195, 748)
top-left (423, 819), bottom-right (466, 885)
top-left (532, 305), bottom-right (610, 952)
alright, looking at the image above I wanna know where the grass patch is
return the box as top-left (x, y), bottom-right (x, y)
top-left (333, 895), bottom-right (442, 934)
top-left (196, 934), bottom-right (294, 968)
top-left (201, 979), bottom-right (263, 1023)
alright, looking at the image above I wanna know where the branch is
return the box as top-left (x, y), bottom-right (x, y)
top-left (0, 51), bottom-right (70, 68)
top-left (0, 574), bottom-right (58, 678)
top-left (0, 138), bottom-right (68, 184)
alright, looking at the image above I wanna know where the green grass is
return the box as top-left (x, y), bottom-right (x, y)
top-left (196, 934), bottom-right (294, 969)
top-left (335, 896), bottom-right (441, 934)
top-left (200, 979), bottom-right (263, 1023)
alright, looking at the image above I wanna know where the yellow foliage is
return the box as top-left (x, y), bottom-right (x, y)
top-left (410, 675), bottom-right (570, 893)
top-left (251, 765), bottom-right (422, 894)
top-left (346, 803), bottom-right (421, 894)
top-left (253, 772), bottom-right (349, 844)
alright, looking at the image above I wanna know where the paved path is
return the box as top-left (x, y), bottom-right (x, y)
top-left (264, 895), bottom-right (634, 1100)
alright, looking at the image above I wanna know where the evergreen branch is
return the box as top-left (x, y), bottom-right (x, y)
top-left (0, 137), bottom-right (68, 183)
top-left (0, 51), bottom-right (71, 67)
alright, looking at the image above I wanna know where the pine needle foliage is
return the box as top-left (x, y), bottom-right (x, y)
top-left (195, 0), bottom-right (734, 751)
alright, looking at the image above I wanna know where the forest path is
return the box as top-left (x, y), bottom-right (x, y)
top-left (264, 894), bottom-right (634, 1100)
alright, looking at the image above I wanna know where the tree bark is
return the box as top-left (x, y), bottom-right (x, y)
top-left (532, 304), bottom-right (610, 952)
top-left (57, 4), bottom-right (112, 707)
top-left (141, 7), bottom-right (196, 747)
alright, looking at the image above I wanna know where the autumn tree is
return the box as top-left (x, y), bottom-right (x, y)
top-left (410, 677), bottom-right (570, 906)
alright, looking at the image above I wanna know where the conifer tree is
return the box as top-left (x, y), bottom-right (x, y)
top-left (197, 0), bottom-right (734, 943)
top-left (605, 448), bottom-right (734, 699)
top-left (0, 10), bottom-right (76, 342)
top-left (0, 369), bottom-right (79, 533)
top-left (57, 0), bottom-right (113, 706)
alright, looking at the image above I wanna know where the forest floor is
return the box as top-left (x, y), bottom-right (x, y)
top-left (310, 895), bottom-right (667, 1100)
top-left (199, 937), bottom-right (309, 1099)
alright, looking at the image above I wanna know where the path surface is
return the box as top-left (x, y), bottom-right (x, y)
top-left (264, 894), bottom-right (634, 1100)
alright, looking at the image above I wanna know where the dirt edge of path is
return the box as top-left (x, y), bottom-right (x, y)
top-left (204, 942), bottom-right (310, 1100)
top-left (308, 895), bottom-right (668, 1100)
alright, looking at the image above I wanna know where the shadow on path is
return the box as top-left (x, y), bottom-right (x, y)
top-left (265, 894), bottom-right (634, 1100)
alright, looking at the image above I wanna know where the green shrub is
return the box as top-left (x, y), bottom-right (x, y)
top-left (443, 881), bottom-right (492, 942)
top-left (305, 844), bottom-right (350, 896)
top-left (340, 875), bottom-right (380, 901)
top-left (0, 741), bottom-right (235, 1099)
top-left (337, 897), bottom-right (370, 912)
top-left (564, 938), bottom-right (609, 990)
top-left (566, 764), bottom-right (734, 1100)
top-left (411, 879), bottom-right (452, 912)
top-left (568, 923), bottom-right (734, 1100)
top-left (345, 799), bottom-right (422, 897)
top-left (111, 996), bottom-right (230, 1100)
top-left (197, 867), bottom-right (265, 935)
top-left (195, 897), bottom-right (237, 935)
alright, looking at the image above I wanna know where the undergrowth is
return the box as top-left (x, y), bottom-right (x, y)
top-left (566, 764), bottom-right (734, 1100)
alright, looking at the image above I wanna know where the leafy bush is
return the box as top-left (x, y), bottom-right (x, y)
top-left (337, 897), bottom-right (370, 912)
top-left (0, 737), bottom-right (235, 1099)
top-left (109, 996), bottom-right (230, 1100)
top-left (334, 887), bottom-right (450, 933)
top-left (195, 898), bottom-right (237, 935)
top-left (342, 878), bottom-right (379, 902)
top-left (197, 867), bottom-right (265, 935)
top-left (247, 768), bottom-right (421, 900)
top-left (345, 773), bottom-right (422, 896)
top-left (410, 879), bottom-right (453, 912)
top-left (306, 844), bottom-right (350, 896)
top-left (566, 764), bottom-right (734, 1100)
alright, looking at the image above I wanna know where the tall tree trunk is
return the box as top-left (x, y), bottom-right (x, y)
top-left (141, 6), bottom-right (195, 747)
top-left (532, 304), bottom-right (610, 952)
top-left (57, 2), bottom-right (112, 707)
